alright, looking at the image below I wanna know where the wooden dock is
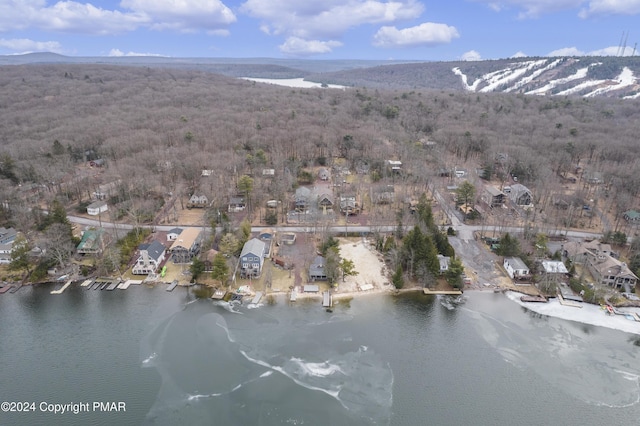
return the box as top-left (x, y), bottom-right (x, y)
top-left (106, 281), bottom-right (119, 291)
top-left (166, 281), bottom-right (179, 292)
top-left (322, 290), bottom-right (332, 308)
top-left (211, 289), bottom-right (226, 300)
top-left (118, 279), bottom-right (142, 289)
top-left (51, 279), bottom-right (73, 295)
top-left (250, 291), bottom-right (263, 305)
top-left (290, 287), bottom-right (298, 302)
top-left (9, 284), bottom-right (22, 293)
top-left (557, 292), bottom-right (582, 308)
top-left (520, 295), bottom-right (547, 303)
top-left (0, 285), bottom-right (12, 294)
top-left (80, 279), bottom-right (93, 287)
top-left (423, 289), bottom-right (463, 295)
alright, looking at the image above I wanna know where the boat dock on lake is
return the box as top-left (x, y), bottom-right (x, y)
top-left (118, 280), bottom-right (142, 289)
top-left (166, 281), bottom-right (179, 292)
top-left (0, 285), bottom-right (13, 294)
top-left (250, 291), bottom-right (263, 305)
top-left (557, 292), bottom-right (582, 308)
top-left (80, 279), bottom-right (93, 287)
top-left (51, 279), bottom-right (73, 295)
top-left (211, 289), bottom-right (226, 300)
top-left (290, 287), bottom-right (298, 302)
top-left (520, 295), bottom-right (547, 303)
top-left (322, 290), bottom-right (332, 308)
top-left (423, 289), bottom-right (463, 295)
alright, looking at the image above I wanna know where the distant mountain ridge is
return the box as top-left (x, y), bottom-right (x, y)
top-left (307, 56), bottom-right (640, 99)
top-left (2, 53), bottom-right (639, 98)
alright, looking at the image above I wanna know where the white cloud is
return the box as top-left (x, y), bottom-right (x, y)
top-left (108, 48), bottom-right (167, 57)
top-left (461, 50), bottom-right (482, 61)
top-left (472, 0), bottom-right (584, 18)
top-left (0, 0), bottom-right (235, 35)
top-left (373, 22), bottom-right (459, 48)
top-left (0, 38), bottom-right (63, 53)
top-left (511, 51), bottom-right (527, 57)
top-left (588, 46), bottom-right (636, 56)
top-left (547, 47), bottom-right (584, 56)
top-left (474, 0), bottom-right (640, 18)
top-left (29, 1), bottom-right (146, 34)
top-left (241, 0), bottom-right (424, 39)
top-left (279, 37), bottom-right (343, 56)
top-left (121, 0), bottom-right (236, 31)
top-left (546, 45), bottom-right (636, 57)
top-left (579, 0), bottom-right (640, 17)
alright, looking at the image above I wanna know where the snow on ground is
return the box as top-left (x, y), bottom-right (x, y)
top-left (452, 67), bottom-right (474, 91)
top-left (555, 78), bottom-right (606, 96)
top-left (504, 59), bottom-right (562, 92)
top-left (584, 67), bottom-right (637, 97)
top-left (526, 62), bottom-right (599, 95)
top-left (506, 291), bottom-right (640, 335)
top-left (479, 59), bottom-right (548, 93)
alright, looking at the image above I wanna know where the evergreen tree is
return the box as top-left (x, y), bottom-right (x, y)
top-left (392, 265), bottom-right (404, 289)
top-left (211, 253), bottom-right (229, 285)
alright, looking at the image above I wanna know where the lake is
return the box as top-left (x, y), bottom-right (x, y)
top-left (1, 284), bottom-right (639, 425)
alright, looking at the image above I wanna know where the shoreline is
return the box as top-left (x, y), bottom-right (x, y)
top-left (7, 279), bottom-right (640, 336)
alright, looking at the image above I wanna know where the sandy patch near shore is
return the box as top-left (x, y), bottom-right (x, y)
top-left (334, 238), bottom-right (393, 295)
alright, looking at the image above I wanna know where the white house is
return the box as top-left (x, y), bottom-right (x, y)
top-left (167, 228), bottom-right (183, 241)
top-left (132, 241), bottom-right (166, 275)
top-left (503, 257), bottom-right (530, 279)
top-left (87, 201), bottom-right (108, 216)
top-left (437, 254), bottom-right (451, 274)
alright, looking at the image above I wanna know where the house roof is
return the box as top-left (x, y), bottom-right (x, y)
top-left (168, 228), bottom-right (183, 235)
top-left (505, 257), bottom-right (528, 270)
top-left (541, 260), bottom-right (568, 274)
top-left (87, 200), bottom-right (107, 209)
top-left (437, 254), bottom-right (451, 270)
top-left (295, 187), bottom-right (311, 200)
top-left (77, 229), bottom-right (103, 251)
top-left (592, 256), bottom-right (638, 280)
top-left (309, 256), bottom-right (326, 276)
top-left (318, 193), bottom-right (334, 204)
top-left (229, 196), bottom-right (245, 205)
top-left (624, 210), bottom-right (640, 220)
top-left (0, 227), bottom-right (17, 244)
top-left (485, 186), bottom-right (505, 196)
top-left (140, 241), bottom-right (166, 262)
top-left (240, 238), bottom-right (266, 258)
top-left (169, 228), bottom-right (201, 251)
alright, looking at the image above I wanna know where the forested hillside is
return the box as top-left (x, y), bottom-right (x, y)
top-left (307, 56), bottom-right (640, 98)
top-left (0, 64), bottom-right (639, 234)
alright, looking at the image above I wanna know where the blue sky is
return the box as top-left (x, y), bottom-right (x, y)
top-left (0, 0), bottom-right (639, 60)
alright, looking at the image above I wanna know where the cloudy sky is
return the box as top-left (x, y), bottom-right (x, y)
top-left (0, 0), bottom-right (639, 60)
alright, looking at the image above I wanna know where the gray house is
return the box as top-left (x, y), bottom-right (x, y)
top-left (508, 184), bottom-right (533, 206)
top-left (294, 187), bottom-right (312, 210)
top-left (309, 256), bottom-right (328, 281)
top-left (239, 238), bottom-right (267, 278)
